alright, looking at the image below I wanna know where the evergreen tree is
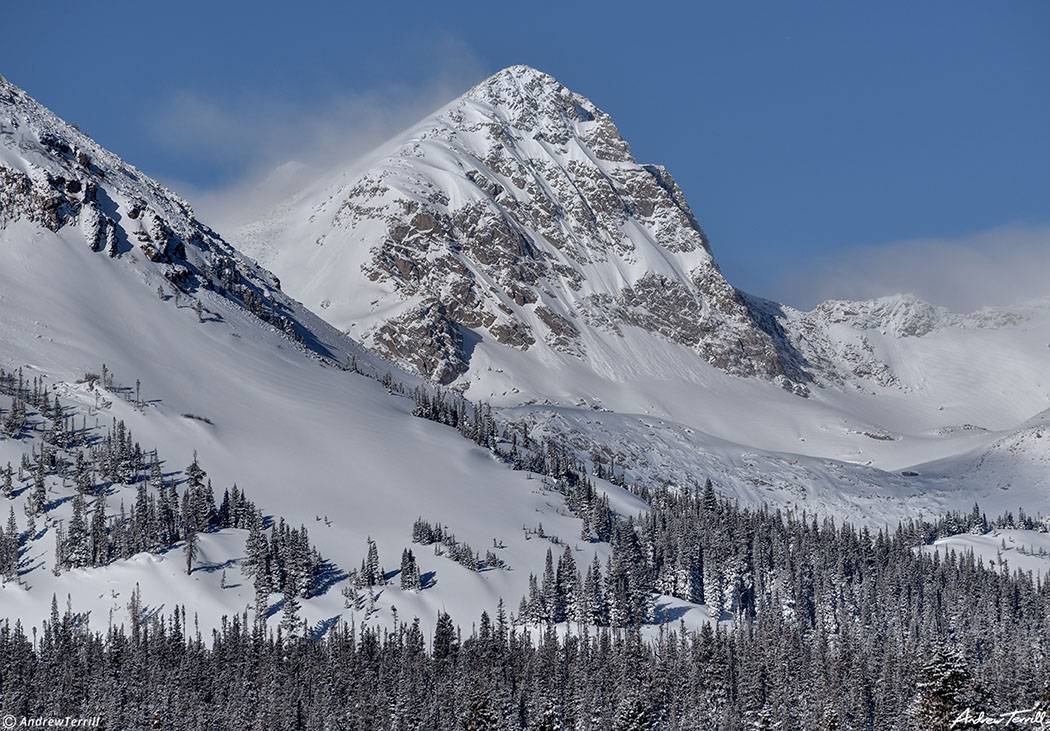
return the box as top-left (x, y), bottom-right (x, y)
top-left (184, 527), bottom-right (199, 575)
top-left (2, 462), bottom-right (14, 498)
top-left (400, 548), bottom-right (420, 591)
top-left (583, 554), bottom-right (606, 625)
top-left (364, 536), bottom-right (382, 586)
top-left (910, 642), bottom-right (976, 731)
top-left (434, 611), bottom-right (458, 661)
top-left (52, 521), bottom-right (67, 573)
top-left (614, 693), bottom-right (653, 731)
top-left (1, 507), bottom-right (19, 581)
top-left (28, 466), bottom-right (47, 516)
top-left (244, 514), bottom-right (269, 585)
top-left (540, 548), bottom-right (557, 624)
top-left (459, 687), bottom-right (500, 731)
top-left (554, 545), bottom-right (577, 623)
top-left (89, 490), bottom-right (108, 566)
top-left (73, 452), bottom-right (91, 494)
top-left (279, 591), bottom-right (301, 635)
top-left (66, 493), bottom-right (89, 568)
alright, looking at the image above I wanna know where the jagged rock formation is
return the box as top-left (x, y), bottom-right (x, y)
top-left (0, 74), bottom-right (308, 342)
top-left (242, 66), bottom-right (812, 392)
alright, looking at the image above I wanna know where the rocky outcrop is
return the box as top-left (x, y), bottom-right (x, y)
top-left (0, 165), bottom-right (82, 232)
top-left (373, 300), bottom-right (467, 384)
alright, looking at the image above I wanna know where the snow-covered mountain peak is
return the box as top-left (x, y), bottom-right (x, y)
top-left (238, 67), bottom-right (807, 391)
top-left (809, 293), bottom-right (951, 338)
top-left (464, 65), bottom-right (584, 115)
top-left (463, 65), bottom-right (571, 113)
top-left (458, 65), bottom-right (632, 162)
top-left (232, 69), bottom-right (1050, 496)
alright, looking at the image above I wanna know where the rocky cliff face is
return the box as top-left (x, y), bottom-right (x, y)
top-left (243, 66), bottom-right (812, 392)
top-left (0, 74), bottom-right (310, 343)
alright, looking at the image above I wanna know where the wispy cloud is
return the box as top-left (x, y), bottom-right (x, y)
top-left (769, 223), bottom-right (1050, 313)
top-left (147, 35), bottom-right (488, 231)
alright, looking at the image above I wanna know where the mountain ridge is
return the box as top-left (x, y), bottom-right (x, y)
top-left (1, 72), bottom-right (624, 638)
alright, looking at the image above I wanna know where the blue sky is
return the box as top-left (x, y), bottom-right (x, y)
top-left (3, 0), bottom-right (1047, 309)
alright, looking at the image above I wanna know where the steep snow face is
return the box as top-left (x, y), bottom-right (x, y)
top-left (238, 66), bottom-right (810, 392)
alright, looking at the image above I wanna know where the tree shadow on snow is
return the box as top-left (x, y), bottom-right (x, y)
top-left (194, 557), bottom-right (240, 574)
top-left (420, 571), bottom-right (437, 590)
top-left (311, 616), bottom-right (341, 642)
top-left (44, 494), bottom-right (74, 512)
top-left (652, 602), bottom-right (693, 624)
top-left (311, 559), bottom-right (348, 597)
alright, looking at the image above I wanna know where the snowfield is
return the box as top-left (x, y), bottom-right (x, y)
top-left (0, 218), bottom-right (641, 637)
top-left (918, 529), bottom-right (1050, 579)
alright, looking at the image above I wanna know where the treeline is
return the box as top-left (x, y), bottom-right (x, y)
top-left (411, 383), bottom-right (1050, 633)
top-left (403, 381), bottom-right (1050, 728)
top-left (2, 357), bottom-right (1049, 728)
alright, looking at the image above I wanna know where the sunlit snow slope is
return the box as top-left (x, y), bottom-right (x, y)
top-left (0, 74), bottom-right (644, 636)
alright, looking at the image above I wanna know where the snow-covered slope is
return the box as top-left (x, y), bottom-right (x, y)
top-left (919, 528), bottom-right (1050, 578)
top-left (237, 66), bottom-right (1050, 520)
top-left (2, 68), bottom-right (1046, 646)
top-left (0, 74), bottom-right (644, 636)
